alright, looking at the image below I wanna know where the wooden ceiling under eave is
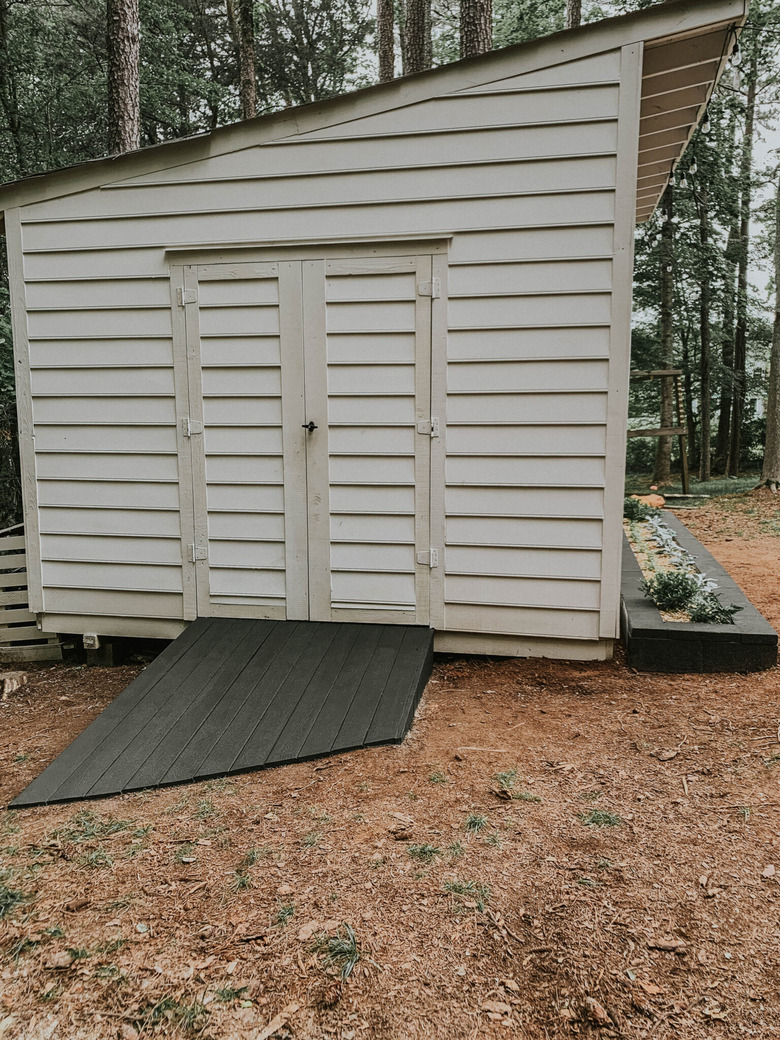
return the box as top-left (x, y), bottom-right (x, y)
top-left (635, 16), bottom-right (744, 223)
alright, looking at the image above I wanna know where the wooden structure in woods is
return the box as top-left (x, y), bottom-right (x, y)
top-left (0, 0), bottom-right (745, 663)
top-left (0, 524), bottom-right (61, 661)
top-left (628, 368), bottom-right (690, 493)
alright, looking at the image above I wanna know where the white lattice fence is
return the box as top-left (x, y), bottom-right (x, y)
top-left (0, 524), bottom-right (61, 662)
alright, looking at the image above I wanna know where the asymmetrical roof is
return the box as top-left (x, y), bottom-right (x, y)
top-left (0, 0), bottom-right (747, 228)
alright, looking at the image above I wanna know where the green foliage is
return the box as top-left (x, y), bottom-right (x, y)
top-left (577, 809), bottom-right (622, 827)
top-left (623, 497), bottom-right (661, 521)
top-left (688, 596), bottom-right (742, 624)
top-left (0, 872), bottom-right (29, 919)
top-left (313, 923), bottom-right (365, 980)
top-left (640, 570), bottom-right (699, 612)
top-left (407, 843), bottom-right (441, 863)
top-left (464, 813), bottom-right (487, 834)
top-left (443, 878), bottom-right (490, 911)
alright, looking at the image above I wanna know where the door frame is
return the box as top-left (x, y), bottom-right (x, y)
top-left (169, 240), bottom-right (448, 629)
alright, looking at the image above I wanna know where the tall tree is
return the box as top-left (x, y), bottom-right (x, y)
top-left (697, 182), bottom-right (713, 480)
top-left (404, 0), bottom-right (432, 73)
top-left (727, 48), bottom-right (758, 476)
top-left (761, 173), bottom-right (780, 490)
top-left (653, 186), bottom-right (675, 485)
top-left (378, 0), bottom-right (395, 80)
top-left (460, 0), bottom-right (491, 58)
top-left (107, 0), bottom-right (140, 153)
top-left (237, 0), bottom-right (257, 118)
top-left (565, 0), bottom-right (581, 29)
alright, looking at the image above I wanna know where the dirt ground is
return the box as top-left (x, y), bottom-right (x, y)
top-left (2, 491), bottom-right (780, 1040)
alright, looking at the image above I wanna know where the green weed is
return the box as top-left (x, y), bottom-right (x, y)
top-left (301, 830), bottom-right (322, 848)
top-left (428, 769), bottom-right (448, 784)
top-left (0, 874), bottom-right (29, 919)
top-left (577, 809), bottom-right (622, 828)
top-left (464, 813), bottom-right (487, 834)
top-left (275, 904), bottom-right (295, 926)
top-left (214, 985), bottom-right (248, 1002)
top-left (132, 996), bottom-right (209, 1033)
top-left (443, 879), bottom-right (490, 912)
top-left (313, 924), bottom-right (366, 981)
top-left (78, 847), bottom-right (113, 869)
top-left (407, 843), bottom-right (441, 864)
top-left (52, 811), bottom-right (130, 844)
top-left (175, 843), bottom-right (197, 864)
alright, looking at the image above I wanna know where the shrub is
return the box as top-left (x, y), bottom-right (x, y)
top-left (623, 496), bottom-right (661, 522)
top-left (640, 570), bottom-right (700, 612)
top-left (688, 596), bottom-right (741, 625)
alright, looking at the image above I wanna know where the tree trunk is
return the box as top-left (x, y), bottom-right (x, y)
top-left (237, 0), bottom-right (257, 118)
top-left (653, 186), bottom-right (675, 486)
top-left (107, 0), bottom-right (140, 154)
top-left (0, 0), bottom-right (26, 175)
top-left (566, 0), bottom-right (581, 30)
top-left (378, 0), bottom-right (395, 81)
top-left (761, 174), bottom-right (780, 489)
top-left (727, 59), bottom-right (757, 477)
top-left (698, 184), bottom-right (712, 481)
top-left (460, 0), bottom-right (491, 59)
top-left (714, 225), bottom-right (737, 472)
top-left (404, 0), bottom-right (431, 74)
top-left (681, 327), bottom-right (698, 471)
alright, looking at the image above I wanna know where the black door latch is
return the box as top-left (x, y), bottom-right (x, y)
top-left (302, 420), bottom-right (318, 432)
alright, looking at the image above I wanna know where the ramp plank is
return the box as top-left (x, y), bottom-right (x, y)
top-left (10, 620), bottom-right (433, 807)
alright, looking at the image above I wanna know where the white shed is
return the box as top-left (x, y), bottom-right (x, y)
top-left (0, 0), bottom-right (745, 662)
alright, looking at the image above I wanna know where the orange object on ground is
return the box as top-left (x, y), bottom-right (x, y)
top-left (631, 493), bottom-right (665, 508)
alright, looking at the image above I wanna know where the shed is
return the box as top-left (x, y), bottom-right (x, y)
top-left (0, 0), bottom-right (746, 663)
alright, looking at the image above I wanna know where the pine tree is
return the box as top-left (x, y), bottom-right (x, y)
top-left (460, 0), bottom-right (491, 58)
top-left (107, 0), bottom-right (140, 153)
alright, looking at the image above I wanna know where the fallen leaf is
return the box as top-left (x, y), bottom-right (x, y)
top-left (584, 996), bottom-right (610, 1025)
top-left (297, 921), bottom-right (323, 942)
top-left (64, 898), bottom-right (89, 912)
top-left (481, 1000), bottom-right (512, 1015)
top-left (503, 979), bottom-right (519, 993)
top-left (648, 938), bottom-right (687, 954)
top-left (638, 980), bottom-right (663, 996)
top-left (256, 1002), bottom-right (301, 1040)
top-left (653, 750), bottom-right (679, 761)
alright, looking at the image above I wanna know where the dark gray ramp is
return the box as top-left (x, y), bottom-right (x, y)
top-left (10, 619), bottom-right (434, 808)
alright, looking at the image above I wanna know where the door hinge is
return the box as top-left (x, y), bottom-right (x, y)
top-left (177, 287), bottom-right (197, 306)
top-left (181, 418), bottom-right (204, 437)
top-left (188, 544), bottom-right (208, 562)
top-left (417, 278), bottom-right (441, 298)
top-left (417, 418), bottom-right (440, 438)
top-left (416, 548), bottom-right (439, 568)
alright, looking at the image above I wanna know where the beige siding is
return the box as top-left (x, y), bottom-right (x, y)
top-left (14, 41), bottom-right (630, 649)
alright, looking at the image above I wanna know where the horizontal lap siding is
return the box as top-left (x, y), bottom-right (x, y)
top-left (18, 44), bottom-right (622, 638)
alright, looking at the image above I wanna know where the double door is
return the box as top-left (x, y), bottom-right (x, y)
top-left (175, 255), bottom-right (434, 625)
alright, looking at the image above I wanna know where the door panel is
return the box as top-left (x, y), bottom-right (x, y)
top-left (179, 254), bottom-right (432, 625)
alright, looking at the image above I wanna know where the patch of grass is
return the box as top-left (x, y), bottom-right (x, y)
top-left (443, 879), bottom-right (490, 912)
top-left (275, 904), bottom-right (295, 926)
top-left (132, 825), bottom-right (153, 838)
top-left (52, 811), bottom-right (130, 844)
top-left (407, 843), bottom-right (441, 864)
top-left (407, 791), bottom-right (419, 802)
top-left (483, 831), bottom-right (502, 848)
top-left (307, 806), bottom-right (331, 823)
top-left (8, 937), bottom-right (38, 961)
top-left (428, 769), bottom-right (448, 784)
top-left (493, 768), bottom-right (518, 792)
top-left (78, 847), bottom-right (113, 869)
top-left (356, 781), bottom-right (370, 793)
top-left (577, 809), bottom-right (622, 828)
top-left (133, 996), bottom-right (209, 1033)
top-left (94, 964), bottom-right (125, 981)
top-left (595, 857), bottom-right (612, 871)
top-left (313, 924), bottom-right (366, 981)
top-left (764, 754), bottom-right (780, 767)
top-left (44, 926), bottom-right (65, 938)
top-left (95, 939), bottom-right (126, 954)
top-left (13, 754), bottom-right (29, 763)
top-left (230, 870), bottom-right (252, 891)
top-left (576, 876), bottom-right (599, 888)
top-left (67, 947), bottom-right (91, 960)
top-left (579, 790), bottom-right (602, 802)
top-left (175, 842), bottom-right (197, 864)
top-left (194, 799), bottom-right (217, 820)
top-left (213, 985), bottom-right (248, 1002)
top-left (103, 896), bottom-right (134, 911)
top-left (301, 830), bottom-right (322, 848)
top-left (0, 874), bottom-right (30, 919)
top-left (514, 791), bottom-right (542, 803)
top-left (0, 812), bottom-right (20, 836)
top-left (203, 777), bottom-right (237, 793)
top-left (464, 813), bottom-right (487, 834)
top-left (447, 841), bottom-right (464, 859)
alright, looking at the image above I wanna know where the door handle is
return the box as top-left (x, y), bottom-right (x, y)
top-left (302, 421), bottom-right (318, 432)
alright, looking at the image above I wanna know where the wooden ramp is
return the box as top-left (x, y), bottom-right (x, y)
top-left (10, 619), bottom-right (433, 808)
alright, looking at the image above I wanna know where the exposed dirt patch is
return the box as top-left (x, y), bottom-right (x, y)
top-left (1, 493), bottom-right (780, 1039)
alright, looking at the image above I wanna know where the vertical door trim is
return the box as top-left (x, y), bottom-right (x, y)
top-left (278, 261), bottom-right (310, 619)
top-left (412, 255), bottom-right (433, 626)
top-left (428, 252), bottom-right (448, 631)
top-left (301, 260), bottom-right (333, 620)
top-left (182, 265), bottom-right (211, 618)
top-left (170, 263), bottom-right (197, 620)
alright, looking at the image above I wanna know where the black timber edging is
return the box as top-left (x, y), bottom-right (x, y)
top-left (621, 510), bottom-right (777, 673)
top-left (10, 619), bottom-right (434, 808)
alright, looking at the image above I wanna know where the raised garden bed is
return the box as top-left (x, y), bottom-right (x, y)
top-left (621, 511), bottom-right (778, 673)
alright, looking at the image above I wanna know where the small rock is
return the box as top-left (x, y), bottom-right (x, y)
top-left (762, 864), bottom-right (776, 878)
top-left (277, 884), bottom-right (294, 896)
top-left (503, 979), bottom-right (519, 993)
top-left (44, 951), bottom-right (75, 970)
top-left (481, 1000), bottom-right (512, 1016)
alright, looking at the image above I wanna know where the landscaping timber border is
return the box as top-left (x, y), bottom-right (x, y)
top-left (620, 511), bottom-right (778, 673)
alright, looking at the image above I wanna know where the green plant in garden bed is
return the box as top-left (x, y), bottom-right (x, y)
top-left (623, 497), bottom-right (662, 521)
top-left (640, 571), bottom-right (701, 612)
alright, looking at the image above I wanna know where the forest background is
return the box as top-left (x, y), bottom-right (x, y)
top-left (1, 0), bottom-right (779, 528)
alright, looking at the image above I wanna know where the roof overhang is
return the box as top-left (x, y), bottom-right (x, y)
top-left (635, 12), bottom-right (746, 222)
top-left (0, 0), bottom-right (748, 233)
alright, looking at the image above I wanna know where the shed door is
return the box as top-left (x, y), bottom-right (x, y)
top-left (177, 255), bottom-right (433, 626)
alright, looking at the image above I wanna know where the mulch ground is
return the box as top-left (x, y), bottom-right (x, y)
top-left (1, 489), bottom-right (780, 1039)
